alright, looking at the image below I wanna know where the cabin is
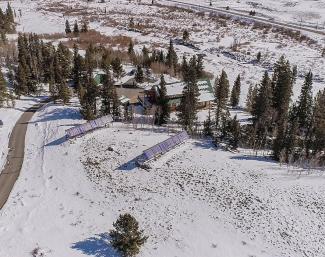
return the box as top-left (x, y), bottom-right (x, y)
top-left (145, 79), bottom-right (214, 111)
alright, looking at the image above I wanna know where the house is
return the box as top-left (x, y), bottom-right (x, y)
top-left (145, 79), bottom-right (214, 111)
top-left (93, 69), bottom-right (107, 86)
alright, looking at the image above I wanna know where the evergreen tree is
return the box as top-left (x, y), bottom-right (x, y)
top-left (72, 44), bottom-right (84, 89)
top-left (177, 56), bottom-right (199, 132)
top-left (166, 39), bottom-right (178, 70)
top-left (109, 213), bottom-right (148, 257)
top-left (128, 40), bottom-right (135, 56)
top-left (65, 20), bottom-right (72, 34)
top-left (252, 71), bottom-right (273, 121)
top-left (73, 21), bottom-right (79, 35)
top-left (272, 56), bottom-right (293, 123)
top-left (296, 71), bottom-right (313, 130)
top-left (182, 30), bottom-right (189, 42)
top-left (245, 84), bottom-right (258, 113)
top-left (58, 80), bottom-right (71, 104)
top-left (80, 75), bottom-right (98, 120)
top-left (309, 89), bottom-right (325, 156)
top-left (0, 68), bottom-right (8, 107)
top-left (111, 57), bottom-right (123, 79)
top-left (111, 86), bottom-right (120, 118)
top-left (230, 74), bottom-right (241, 108)
top-left (214, 70), bottom-right (230, 129)
top-left (156, 74), bottom-right (170, 125)
top-left (101, 71), bottom-right (114, 115)
top-left (196, 54), bottom-right (204, 78)
top-left (135, 65), bottom-right (144, 83)
top-left (228, 115), bottom-right (241, 149)
top-left (203, 106), bottom-right (213, 137)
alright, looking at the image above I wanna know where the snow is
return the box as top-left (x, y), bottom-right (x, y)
top-left (0, 96), bottom-right (47, 172)
top-left (0, 0), bottom-right (325, 256)
top-left (1, 101), bottom-right (325, 256)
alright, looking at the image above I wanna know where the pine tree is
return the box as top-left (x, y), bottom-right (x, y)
top-left (178, 56), bottom-right (199, 132)
top-left (142, 46), bottom-right (150, 68)
top-left (109, 213), bottom-right (148, 257)
top-left (245, 84), bottom-right (258, 113)
top-left (196, 54), bottom-right (204, 78)
top-left (128, 40), bottom-right (135, 56)
top-left (135, 65), bottom-right (144, 83)
top-left (101, 71), bottom-right (114, 115)
top-left (111, 86), bottom-right (120, 118)
top-left (229, 115), bottom-right (241, 149)
top-left (166, 39), bottom-right (178, 70)
top-left (80, 75), bottom-right (98, 120)
top-left (309, 89), bottom-right (325, 156)
top-left (272, 56), bottom-right (293, 123)
top-left (73, 21), bottom-right (79, 35)
top-left (230, 74), bottom-right (241, 108)
top-left (58, 80), bottom-right (71, 104)
top-left (296, 71), bottom-right (313, 130)
top-left (215, 70), bottom-right (230, 130)
top-left (0, 68), bottom-right (8, 107)
top-left (157, 74), bottom-right (170, 125)
top-left (182, 30), bottom-right (189, 42)
top-left (65, 20), bottom-right (72, 34)
top-left (111, 57), bottom-right (123, 79)
top-left (203, 106), bottom-right (213, 137)
top-left (252, 71), bottom-right (273, 121)
top-left (72, 44), bottom-right (84, 89)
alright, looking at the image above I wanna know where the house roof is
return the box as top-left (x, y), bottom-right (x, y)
top-left (155, 79), bottom-right (214, 103)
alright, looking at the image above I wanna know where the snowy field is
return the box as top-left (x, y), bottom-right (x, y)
top-left (0, 101), bottom-right (325, 257)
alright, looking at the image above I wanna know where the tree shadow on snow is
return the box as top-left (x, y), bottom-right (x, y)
top-left (117, 156), bottom-right (140, 171)
top-left (72, 233), bottom-right (121, 257)
top-left (230, 155), bottom-right (276, 164)
top-left (45, 136), bottom-right (67, 146)
top-left (29, 105), bottom-right (82, 123)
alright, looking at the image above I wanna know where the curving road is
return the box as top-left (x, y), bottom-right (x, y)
top-left (161, 0), bottom-right (325, 36)
top-left (0, 99), bottom-right (49, 210)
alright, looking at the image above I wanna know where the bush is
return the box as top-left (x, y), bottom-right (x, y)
top-left (109, 213), bottom-right (148, 257)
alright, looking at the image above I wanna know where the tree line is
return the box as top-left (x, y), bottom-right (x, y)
top-left (0, 3), bottom-right (15, 43)
top-left (175, 53), bottom-right (323, 166)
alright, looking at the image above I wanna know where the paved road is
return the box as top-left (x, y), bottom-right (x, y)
top-left (0, 100), bottom-right (49, 210)
top-left (161, 0), bottom-right (325, 36)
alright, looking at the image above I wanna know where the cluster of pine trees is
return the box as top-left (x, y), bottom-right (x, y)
top-left (245, 56), bottom-right (324, 165)
top-left (203, 55), bottom-right (324, 166)
top-left (65, 20), bottom-right (88, 35)
top-left (14, 33), bottom-right (71, 100)
top-left (0, 3), bottom-right (15, 43)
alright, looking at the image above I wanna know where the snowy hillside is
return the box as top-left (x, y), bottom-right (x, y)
top-left (0, 101), bottom-right (324, 256)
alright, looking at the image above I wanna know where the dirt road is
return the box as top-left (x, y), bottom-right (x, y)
top-left (0, 100), bottom-right (49, 210)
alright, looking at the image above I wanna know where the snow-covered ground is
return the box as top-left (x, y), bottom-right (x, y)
top-left (0, 0), bottom-right (325, 256)
top-left (1, 101), bottom-right (325, 257)
top-left (0, 96), bottom-right (47, 172)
